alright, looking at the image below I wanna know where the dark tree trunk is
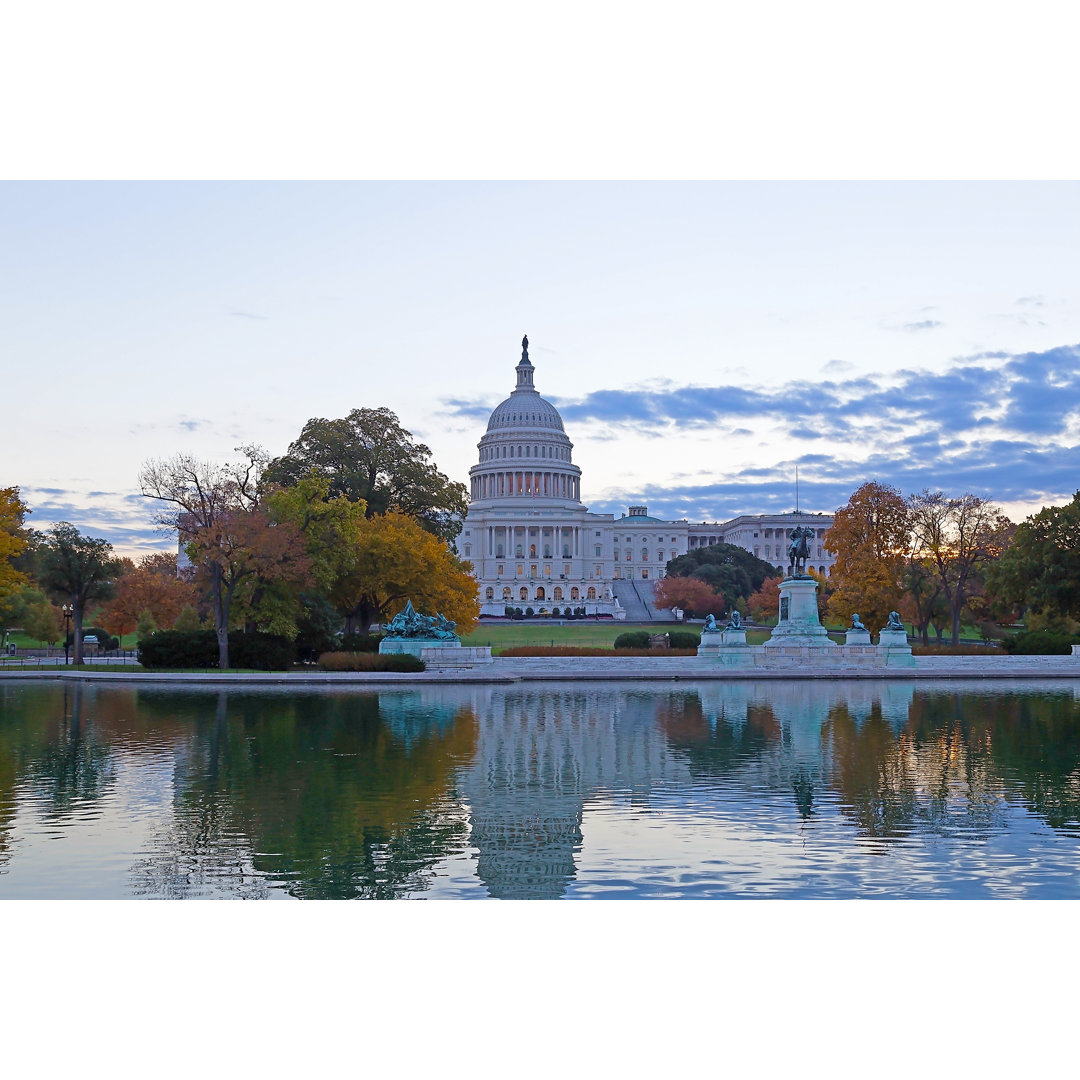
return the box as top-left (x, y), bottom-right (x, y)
top-left (73, 604), bottom-right (84, 665)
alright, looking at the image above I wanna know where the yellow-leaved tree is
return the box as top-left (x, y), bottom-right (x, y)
top-left (825, 481), bottom-right (911, 634)
top-left (331, 511), bottom-right (479, 635)
top-left (0, 487), bottom-right (30, 602)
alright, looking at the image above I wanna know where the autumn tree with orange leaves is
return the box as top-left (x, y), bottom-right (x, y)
top-left (653, 575), bottom-right (726, 621)
top-left (100, 552), bottom-right (196, 639)
top-left (139, 449), bottom-right (311, 668)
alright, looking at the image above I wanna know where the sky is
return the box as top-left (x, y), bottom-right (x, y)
top-left (4, 180), bottom-right (1079, 556)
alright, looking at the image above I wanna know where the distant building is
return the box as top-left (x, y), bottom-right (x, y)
top-left (461, 338), bottom-right (834, 616)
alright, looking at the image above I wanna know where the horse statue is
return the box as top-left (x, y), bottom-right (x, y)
top-left (786, 526), bottom-right (814, 577)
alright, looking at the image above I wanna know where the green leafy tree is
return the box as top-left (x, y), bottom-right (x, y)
top-left (987, 492), bottom-right (1080, 628)
top-left (664, 542), bottom-right (776, 614)
top-left (173, 604), bottom-right (202, 633)
top-left (23, 592), bottom-right (63, 646)
top-left (38, 523), bottom-right (122, 664)
top-left (136, 608), bottom-right (158, 639)
top-left (264, 407), bottom-right (468, 542)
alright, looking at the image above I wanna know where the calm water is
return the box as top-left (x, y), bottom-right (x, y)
top-left (1, 678), bottom-right (1079, 899)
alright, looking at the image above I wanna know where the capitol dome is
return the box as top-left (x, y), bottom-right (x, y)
top-left (468, 336), bottom-right (582, 506)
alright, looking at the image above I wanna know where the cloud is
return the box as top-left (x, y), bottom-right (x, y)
top-left (447, 342), bottom-right (1080, 516)
top-left (1015, 296), bottom-right (1045, 307)
top-left (230, 310), bottom-right (269, 320)
top-left (900, 319), bottom-right (944, 332)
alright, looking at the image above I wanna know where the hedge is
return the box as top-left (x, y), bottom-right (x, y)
top-left (138, 629), bottom-right (295, 669)
top-left (668, 631), bottom-right (701, 649)
top-left (317, 652), bottom-right (425, 672)
top-left (1001, 631), bottom-right (1080, 655)
top-left (614, 631), bottom-right (651, 649)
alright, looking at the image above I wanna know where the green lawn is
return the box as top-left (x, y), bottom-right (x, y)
top-left (463, 621), bottom-right (662, 651)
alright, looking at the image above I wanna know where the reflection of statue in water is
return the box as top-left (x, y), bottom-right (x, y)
top-left (786, 526), bottom-right (814, 577)
top-left (383, 600), bottom-right (459, 640)
top-left (850, 613), bottom-right (867, 631)
top-left (704, 614), bottom-right (718, 632)
top-left (728, 611), bottom-right (742, 630)
top-left (885, 611), bottom-right (904, 631)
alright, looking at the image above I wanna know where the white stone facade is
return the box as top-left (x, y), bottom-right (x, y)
top-left (462, 340), bottom-right (834, 616)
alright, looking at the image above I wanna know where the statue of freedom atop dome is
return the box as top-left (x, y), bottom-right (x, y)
top-left (521, 335), bottom-right (529, 362)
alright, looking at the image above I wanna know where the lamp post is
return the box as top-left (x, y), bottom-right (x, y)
top-left (62, 604), bottom-right (73, 665)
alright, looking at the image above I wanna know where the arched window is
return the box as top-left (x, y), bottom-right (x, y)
top-left (502, 586), bottom-right (512, 599)
top-left (571, 587), bottom-right (580, 600)
top-left (519, 587), bottom-right (528, 600)
top-left (553, 587), bottom-right (563, 601)
top-left (485, 587), bottom-right (494, 600)
top-left (535, 586), bottom-right (545, 600)
top-left (587, 587), bottom-right (596, 600)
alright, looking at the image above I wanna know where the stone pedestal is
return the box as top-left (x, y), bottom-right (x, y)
top-left (845, 628), bottom-right (871, 646)
top-left (380, 638), bottom-right (462, 657)
top-left (697, 630), bottom-right (723, 654)
top-left (764, 576), bottom-right (837, 648)
top-left (876, 627), bottom-right (914, 667)
top-left (721, 627), bottom-right (747, 646)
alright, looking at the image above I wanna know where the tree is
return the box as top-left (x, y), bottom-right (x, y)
top-left (653, 575), bottom-right (726, 620)
top-left (136, 608), bottom-right (158, 639)
top-left (664, 543), bottom-right (776, 614)
top-left (173, 604), bottom-right (202, 633)
top-left (264, 407), bottom-right (468, 542)
top-left (908, 490), bottom-right (1013, 645)
top-left (825, 482), bottom-right (911, 634)
top-left (899, 556), bottom-right (947, 644)
top-left (139, 449), bottom-right (311, 668)
top-left (0, 487), bottom-right (29, 603)
top-left (987, 491), bottom-right (1080, 627)
top-left (38, 523), bottom-right (122, 664)
top-left (747, 576), bottom-right (782, 623)
top-left (100, 552), bottom-right (196, 639)
top-left (22, 592), bottom-right (62, 646)
top-left (329, 511), bottom-right (479, 634)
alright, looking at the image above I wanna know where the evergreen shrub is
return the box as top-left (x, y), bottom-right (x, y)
top-left (1001, 631), bottom-right (1078, 655)
top-left (614, 630), bottom-right (651, 649)
top-left (668, 631), bottom-right (701, 649)
top-left (339, 632), bottom-right (384, 653)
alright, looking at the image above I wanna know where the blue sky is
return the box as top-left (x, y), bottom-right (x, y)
top-left (5, 181), bottom-right (1079, 555)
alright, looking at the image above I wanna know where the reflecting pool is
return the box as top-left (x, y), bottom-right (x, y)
top-left (2, 679), bottom-right (1079, 898)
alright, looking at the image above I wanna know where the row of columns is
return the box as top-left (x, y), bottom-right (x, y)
top-left (470, 471), bottom-right (580, 501)
top-left (486, 524), bottom-right (581, 558)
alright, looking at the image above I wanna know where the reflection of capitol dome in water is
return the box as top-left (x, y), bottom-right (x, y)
top-left (456, 687), bottom-right (688, 899)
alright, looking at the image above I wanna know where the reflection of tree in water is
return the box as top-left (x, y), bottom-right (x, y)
top-left (655, 692), bottom-right (782, 777)
top-left (907, 690), bottom-right (1080, 832)
top-left (821, 704), bottom-right (924, 839)
top-left (819, 690), bottom-right (1080, 841)
top-left (132, 690), bottom-right (477, 899)
top-left (0, 683), bottom-right (116, 871)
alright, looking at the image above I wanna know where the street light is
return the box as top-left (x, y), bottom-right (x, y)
top-left (62, 604), bottom-right (73, 665)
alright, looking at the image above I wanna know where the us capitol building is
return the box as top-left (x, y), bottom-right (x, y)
top-left (459, 338), bottom-right (835, 618)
